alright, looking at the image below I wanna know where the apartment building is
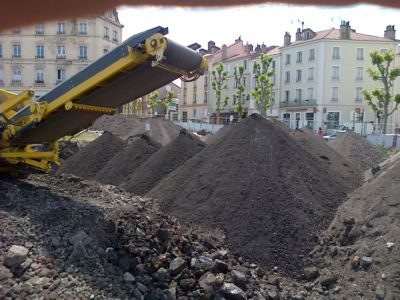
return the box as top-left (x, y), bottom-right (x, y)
top-left (0, 9), bottom-right (123, 97)
top-left (279, 22), bottom-right (399, 131)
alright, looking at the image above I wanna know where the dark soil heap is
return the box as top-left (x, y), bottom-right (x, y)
top-left (59, 141), bottom-right (81, 161)
top-left (59, 132), bottom-right (125, 178)
top-left (95, 134), bottom-right (161, 186)
top-left (328, 131), bottom-right (388, 171)
top-left (122, 130), bottom-right (206, 196)
top-left (148, 114), bottom-right (351, 276)
top-left (309, 153), bottom-right (400, 299)
top-left (91, 114), bottom-right (181, 145)
top-left (290, 128), bottom-right (362, 190)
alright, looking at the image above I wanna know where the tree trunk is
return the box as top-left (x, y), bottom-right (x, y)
top-left (383, 100), bottom-right (389, 134)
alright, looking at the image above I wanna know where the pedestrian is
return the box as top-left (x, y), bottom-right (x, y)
top-left (316, 127), bottom-right (324, 138)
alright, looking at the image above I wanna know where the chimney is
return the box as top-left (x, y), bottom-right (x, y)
top-left (255, 44), bottom-right (261, 52)
top-left (261, 43), bottom-right (267, 53)
top-left (222, 44), bottom-right (227, 60)
top-left (384, 25), bottom-right (396, 40)
top-left (295, 28), bottom-right (302, 41)
top-left (245, 43), bottom-right (253, 54)
top-left (284, 31), bottom-right (291, 46)
top-left (208, 41), bottom-right (216, 52)
top-left (340, 20), bottom-right (351, 39)
top-left (235, 35), bottom-right (242, 43)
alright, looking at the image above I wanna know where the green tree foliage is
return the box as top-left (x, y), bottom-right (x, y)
top-left (211, 63), bottom-right (229, 123)
top-left (161, 91), bottom-right (174, 108)
top-left (148, 91), bottom-right (160, 115)
top-left (252, 53), bottom-right (275, 117)
top-left (364, 50), bottom-right (400, 134)
top-left (233, 65), bottom-right (249, 118)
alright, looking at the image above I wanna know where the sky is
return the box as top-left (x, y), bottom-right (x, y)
top-left (118, 3), bottom-right (400, 49)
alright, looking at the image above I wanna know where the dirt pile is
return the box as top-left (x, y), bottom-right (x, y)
top-left (290, 128), bottom-right (362, 190)
top-left (122, 130), bottom-right (206, 196)
top-left (94, 134), bottom-right (161, 186)
top-left (148, 114), bottom-right (352, 276)
top-left (91, 114), bottom-right (181, 145)
top-left (307, 153), bottom-right (400, 299)
top-left (0, 173), bottom-right (309, 299)
top-left (328, 130), bottom-right (388, 171)
top-left (59, 132), bottom-right (125, 178)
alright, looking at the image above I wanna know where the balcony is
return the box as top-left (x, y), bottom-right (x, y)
top-left (78, 56), bottom-right (88, 61)
top-left (11, 80), bottom-right (22, 86)
top-left (34, 81), bottom-right (45, 86)
top-left (56, 55), bottom-right (66, 59)
top-left (35, 55), bottom-right (44, 60)
top-left (281, 99), bottom-right (316, 107)
top-left (12, 55), bottom-right (21, 59)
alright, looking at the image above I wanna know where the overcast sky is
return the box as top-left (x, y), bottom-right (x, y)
top-left (118, 3), bottom-right (400, 49)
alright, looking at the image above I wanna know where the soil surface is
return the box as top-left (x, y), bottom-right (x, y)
top-left (122, 130), bottom-right (206, 196)
top-left (309, 153), bottom-right (400, 299)
top-left (95, 134), bottom-right (161, 186)
top-left (91, 114), bottom-right (181, 146)
top-left (328, 131), bottom-right (388, 171)
top-left (290, 128), bottom-right (362, 191)
top-left (59, 132), bottom-right (125, 179)
top-left (148, 114), bottom-right (352, 276)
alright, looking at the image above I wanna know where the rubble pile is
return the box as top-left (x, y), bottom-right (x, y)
top-left (0, 174), bottom-right (309, 299)
top-left (95, 134), bottom-right (161, 186)
top-left (122, 130), bottom-right (206, 196)
top-left (59, 132), bottom-right (125, 178)
top-left (328, 130), bottom-right (388, 171)
top-left (148, 114), bottom-right (353, 276)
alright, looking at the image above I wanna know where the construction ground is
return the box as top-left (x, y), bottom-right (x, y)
top-left (0, 113), bottom-right (399, 300)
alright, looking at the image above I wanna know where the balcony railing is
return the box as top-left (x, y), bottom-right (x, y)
top-left (281, 99), bottom-right (316, 107)
top-left (56, 55), bottom-right (66, 59)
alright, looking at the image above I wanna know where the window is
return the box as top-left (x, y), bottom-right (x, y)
top-left (35, 23), bottom-right (44, 35)
top-left (35, 69), bottom-right (44, 84)
top-left (356, 48), bottom-right (364, 60)
top-left (57, 45), bottom-right (66, 59)
top-left (103, 26), bottom-right (109, 39)
top-left (308, 48), bottom-right (315, 61)
top-left (233, 95), bottom-right (237, 105)
top-left (285, 71), bottom-right (290, 84)
top-left (272, 91), bottom-right (275, 102)
top-left (193, 93), bottom-right (197, 103)
top-left (193, 108), bottom-right (196, 117)
top-left (332, 47), bottom-right (340, 59)
top-left (356, 67), bottom-right (364, 80)
top-left (308, 67), bottom-right (314, 81)
top-left (285, 54), bottom-right (291, 65)
top-left (243, 59), bottom-right (247, 70)
top-left (12, 28), bottom-right (21, 34)
top-left (242, 76), bottom-right (246, 87)
top-left (183, 94), bottom-right (187, 104)
top-left (79, 45), bottom-right (88, 60)
top-left (57, 22), bottom-right (65, 34)
top-left (12, 66), bottom-right (22, 84)
top-left (380, 49), bottom-right (388, 54)
top-left (296, 51), bottom-right (302, 63)
top-left (296, 69), bottom-right (302, 82)
top-left (307, 88), bottom-right (314, 101)
top-left (272, 60), bottom-right (276, 69)
top-left (204, 92), bottom-right (208, 103)
top-left (57, 68), bottom-right (65, 83)
top-left (295, 89), bottom-right (302, 102)
top-left (12, 44), bottom-right (21, 58)
top-left (79, 22), bottom-right (88, 35)
top-left (332, 66), bottom-right (340, 80)
top-left (36, 44), bottom-right (44, 59)
top-left (355, 87), bottom-right (363, 102)
top-left (331, 87), bottom-right (339, 101)
top-left (112, 30), bottom-right (118, 42)
top-left (204, 76), bottom-right (208, 87)
top-left (203, 108), bottom-right (208, 118)
top-left (0, 68), bottom-right (4, 84)
top-left (284, 90), bottom-right (290, 102)
top-left (327, 112), bottom-right (340, 129)
top-left (0, 43), bottom-right (2, 58)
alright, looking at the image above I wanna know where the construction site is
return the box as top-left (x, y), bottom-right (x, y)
top-left (0, 20), bottom-right (399, 300)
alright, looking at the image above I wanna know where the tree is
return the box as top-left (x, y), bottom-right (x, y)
top-left (161, 90), bottom-right (174, 109)
top-left (148, 91), bottom-right (160, 116)
top-left (211, 62), bottom-right (229, 124)
top-left (364, 50), bottom-right (400, 134)
top-left (233, 64), bottom-right (249, 118)
top-left (252, 53), bottom-right (275, 117)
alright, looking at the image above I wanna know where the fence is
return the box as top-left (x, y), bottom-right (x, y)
top-left (174, 121), bottom-right (224, 134)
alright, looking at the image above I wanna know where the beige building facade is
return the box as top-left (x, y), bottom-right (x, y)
top-left (278, 22), bottom-right (399, 132)
top-left (0, 9), bottom-right (123, 97)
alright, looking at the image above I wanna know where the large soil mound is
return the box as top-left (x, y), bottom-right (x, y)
top-left (328, 131), bottom-right (387, 171)
top-left (122, 130), bottom-right (206, 196)
top-left (59, 132), bottom-right (125, 178)
top-left (310, 153), bottom-right (400, 299)
top-left (91, 114), bottom-right (181, 145)
top-left (290, 128), bottom-right (361, 190)
top-left (94, 134), bottom-right (162, 186)
top-left (148, 114), bottom-right (352, 275)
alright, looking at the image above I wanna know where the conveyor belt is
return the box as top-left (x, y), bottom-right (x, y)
top-left (10, 27), bottom-right (203, 144)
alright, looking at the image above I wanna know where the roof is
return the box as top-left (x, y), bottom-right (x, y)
top-left (286, 28), bottom-right (393, 47)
